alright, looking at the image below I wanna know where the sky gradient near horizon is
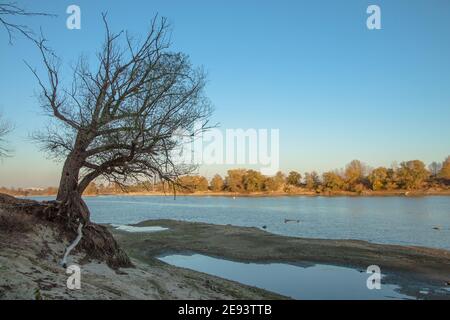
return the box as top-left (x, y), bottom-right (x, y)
top-left (1, 0), bottom-right (450, 187)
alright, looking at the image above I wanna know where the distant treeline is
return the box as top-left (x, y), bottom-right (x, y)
top-left (171, 157), bottom-right (450, 194)
top-left (2, 157), bottom-right (450, 196)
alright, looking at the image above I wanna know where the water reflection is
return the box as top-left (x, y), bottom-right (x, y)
top-left (158, 254), bottom-right (414, 300)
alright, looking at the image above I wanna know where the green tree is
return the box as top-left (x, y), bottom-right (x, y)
top-left (286, 171), bottom-right (302, 187)
top-left (210, 174), bottom-right (224, 192)
top-left (396, 160), bottom-right (429, 190)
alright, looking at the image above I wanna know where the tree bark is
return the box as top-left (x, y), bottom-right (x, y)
top-left (54, 150), bottom-right (132, 268)
top-left (56, 155), bottom-right (80, 201)
top-left (56, 151), bottom-right (90, 224)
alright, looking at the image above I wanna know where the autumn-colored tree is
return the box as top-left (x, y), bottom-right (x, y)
top-left (322, 171), bottom-right (345, 191)
top-left (286, 171), bottom-right (302, 187)
top-left (111, 182), bottom-right (125, 194)
top-left (177, 176), bottom-right (193, 192)
top-left (44, 187), bottom-right (58, 195)
top-left (178, 175), bottom-right (209, 192)
top-left (263, 177), bottom-right (277, 192)
top-left (439, 156), bottom-right (450, 180)
top-left (210, 174), bottom-right (224, 192)
top-left (196, 176), bottom-right (209, 191)
top-left (396, 160), bottom-right (429, 190)
top-left (383, 169), bottom-right (398, 190)
top-left (225, 169), bottom-right (246, 193)
top-left (368, 167), bottom-right (388, 191)
top-left (304, 171), bottom-right (320, 190)
top-left (83, 182), bottom-right (99, 195)
top-left (243, 170), bottom-right (265, 192)
top-left (274, 171), bottom-right (286, 187)
top-left (344, 160), bottom-right (368, 191)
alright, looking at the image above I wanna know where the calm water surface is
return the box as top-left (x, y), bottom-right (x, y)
top-left (158, 254), bottom-right (413, 300)
top-left (33, 195), bottom-right (450, 250)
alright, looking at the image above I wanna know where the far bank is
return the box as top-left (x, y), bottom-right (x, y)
top-left (6, 188), bottom-right (450, 198)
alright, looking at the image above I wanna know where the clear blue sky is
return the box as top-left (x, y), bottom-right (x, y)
top-left (0, 0), bottom-right (449, 187)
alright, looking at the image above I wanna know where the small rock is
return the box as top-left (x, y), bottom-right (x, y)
top-left (262, 225), bottom-right (267, 229)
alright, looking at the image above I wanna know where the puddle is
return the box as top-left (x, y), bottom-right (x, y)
top-left (112, 225), bottom-right (168, 233)
top-left (158, 254), bottom-right (415, 300)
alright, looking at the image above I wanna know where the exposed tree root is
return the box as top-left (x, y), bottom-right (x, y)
top-left (61, 222), bottom-right (83, 268)
top-left (81, 223), bottom-right (132, 268)
top-left (0, 193), bottom-right (132, 269)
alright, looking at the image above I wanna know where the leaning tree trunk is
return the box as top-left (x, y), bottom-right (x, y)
top-left (54, 153), bottom-right (132, 268)
top-left (56, 154), bottom-right (89, 227)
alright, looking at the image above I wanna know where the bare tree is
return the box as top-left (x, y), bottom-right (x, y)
top-left (0, 1), bottom-right (54, 44)
top-left (29, 15), bottom-right (212, 227)
top-left (0, 2), bottom-right (51, 156)
top-left (428, 161), bottom-right (442, 177)
top-left (0, 113), bottom-right (12, 157)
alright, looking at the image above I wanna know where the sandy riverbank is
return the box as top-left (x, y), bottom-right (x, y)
top-left (0, 208), bottom-right (285, 300)
top-left (111, 219), bottom-right (450, 299)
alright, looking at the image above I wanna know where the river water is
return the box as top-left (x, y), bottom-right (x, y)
top-left (33, 195), bottom-right (450, 250)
